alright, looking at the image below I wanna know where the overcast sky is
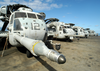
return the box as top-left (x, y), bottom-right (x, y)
top-left (0, 0), bottom-right (100, 33)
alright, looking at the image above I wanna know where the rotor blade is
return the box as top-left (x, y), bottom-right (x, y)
top-left (1, 21), bottom-right (9, 31)
top-left (45, 18), bottom-right (59, 24)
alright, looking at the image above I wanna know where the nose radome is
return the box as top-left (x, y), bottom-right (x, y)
top-left (58, 55), bottom-right (66, 64)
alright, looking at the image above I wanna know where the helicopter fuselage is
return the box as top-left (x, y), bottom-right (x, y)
top-left (8, 10), bottom-right (47, 46)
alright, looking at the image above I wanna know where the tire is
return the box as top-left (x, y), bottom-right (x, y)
top-left (26, 50), bottom-right (33, 58)
top-left (7, 41), bottom-right (12, 49)
top-left (16, 47), bottom-right (27, 53)
top-left (55, 45), bottom-right (61, 50)
top-left (85, 35), bottom-right (87, 38)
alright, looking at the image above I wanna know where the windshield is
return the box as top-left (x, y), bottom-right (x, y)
top-left (64, 26), bottom-right (71, 28)
top-left (37, 15), bottom-right (43, 20)
top-left (15, 12), bottom-right (26, 18)
top-left (28, 13), bottom-right (36, 19)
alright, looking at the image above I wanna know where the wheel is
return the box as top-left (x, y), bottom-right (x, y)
top-left (55, 45), bottom-right (61, 50)
top-left (16, 47), bottom-right (27, 53)
top-left (26, 50), bottom-right (33, 58)
top-left (85, 35), bottom-right (87, 38)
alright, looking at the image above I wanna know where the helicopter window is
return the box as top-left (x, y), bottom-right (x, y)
top-left (53, 28), bottom-right (56, 32)
top-left (80, 29), bottom-right (82, 32)
top-left (63, 29), bottom-right (66, 33)
top-left (59, 26), bottom-right (62, 31)
top-left (14, 19), bottom-right (23, 30)
top-left (37, 15), bottom-right (43, 20)
top-left (26, 23), bottom-right (28, 25)
top-left (10, 15), bottom-right (13, 24)
top-left (66, 26), bottom-right (71, 28)
top-left (28, 13), bottom-right (36, 18)
top-left (51, 26), bottom-right (56, 32)
top-left (64, 26), bottom-right (67, 28)
top-left (15, 12), bottom-right (26, 18)
top-left (73, 28), bottom-right (78, 32)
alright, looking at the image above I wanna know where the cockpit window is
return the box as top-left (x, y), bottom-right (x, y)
top-left (15, 12), bottom-right (26, 18)
top-left (28, 13), bottom-right (36, 18)
top-left (64, 26), bottom-right (71, 28)
top-left (37, 15), bottom-right (43, 20)
top-left (73, 28), bottom-right (78, 32)
top-left (14, 19), bottom-right (23, 30)
top-left (66, 26), bottom-right (71, 28)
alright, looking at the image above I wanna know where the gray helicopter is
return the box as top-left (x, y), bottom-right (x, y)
top-left (0, 4), bottom-right (66, 64)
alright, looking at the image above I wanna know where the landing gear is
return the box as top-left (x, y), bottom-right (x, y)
top-left (16, 47), bottom-right (27, 53)
top-left (26, 50), bottom-right (33, 58)
top-left (85, 35), bottom-right (87, 38)
top-left (45, 40), bottom-right (54, 49)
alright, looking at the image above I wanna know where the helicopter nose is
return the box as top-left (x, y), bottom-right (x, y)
top-left (58, 55), bottom-right (66, 64)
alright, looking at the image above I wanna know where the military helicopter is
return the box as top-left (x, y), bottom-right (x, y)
top-left (0, 4), bottom-right (66, 64)
top-left (72, 26), bottom-right (85, 38)
top-left (45, 18), bottom-right (75, 41)
top-left (83, 29), bottom-right (89, 38)
top-left (85, 28), bottom-right (98, 36)
top-left (68, 23), bottom-right (89, 38)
